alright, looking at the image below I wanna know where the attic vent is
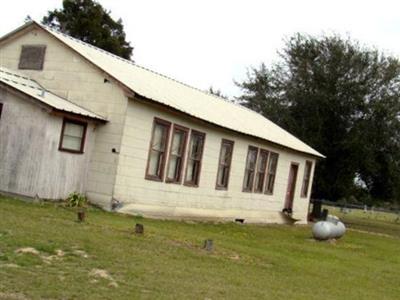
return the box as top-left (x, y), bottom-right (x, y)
top-left (18, 45), bottom-right (46, 70)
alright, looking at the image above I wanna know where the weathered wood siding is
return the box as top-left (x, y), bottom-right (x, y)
top-left (114, 99), bottom-right (316, 223)
top-left (0, 27), bottom-right (129, 205)
top-left (0, 89), bottom-right (95, 199)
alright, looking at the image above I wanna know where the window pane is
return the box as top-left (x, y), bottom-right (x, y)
top-left (152, 124), bottom-right (168, 151)
top-left (185, 131), bottom-right (205, 186)
top-left (243, 147), bottom-right (258, 191)
top-left (265, 153), bottom-right (279, 194)
top-left (60, 120), bottom-right (86, 152)
top-left (146, 119), bottom-right (170, 180)
top-left (171, 131), bottom-right (184, 155)
top-left (217, 165), bottom-right (224, 186)
top-left (247, 149), bottom-right (257, 170)
top-left (186, 159), bottom-right (199, 183)
top-left (258, 152), bottom-right (268, 172)
top-left (267, 175), bottom-right (275, 193)
top-left (167, 156), bottom-right (180, 180)
top-left (64, 122), bottom-right (84, 138)
top-left (61, 135), bottom-right (82, 151)
top-left (166, 126), bottom-right (187, 182)
top-left (243, 169), bottom-right (254, 190)
top-left (148, 150), bottom-right (162, 176)
top-left (269, 154), bottom-right (278, 174)
top-left (216, 140), bottom-right (233, 189)
top-left (220, 144), bottom-right (229, 164)
top-left (254, 151), bottom-right (268, 192)
top-left (191, 134), bottom-right (204, 160)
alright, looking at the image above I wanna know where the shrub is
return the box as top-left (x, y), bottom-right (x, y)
top-left (66, 192), bottom-right (87, 208)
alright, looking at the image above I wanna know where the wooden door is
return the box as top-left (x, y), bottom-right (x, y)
top-left (284, 163), bottom-right (299, 211)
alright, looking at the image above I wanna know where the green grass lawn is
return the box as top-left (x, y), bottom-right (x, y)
top-left (0, 196), bottom-right (399, 300)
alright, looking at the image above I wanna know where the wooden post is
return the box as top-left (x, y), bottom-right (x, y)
top-left (135, 223), bottom-right (144, 234)
top-left (203, 239), bottom-right (213, 251)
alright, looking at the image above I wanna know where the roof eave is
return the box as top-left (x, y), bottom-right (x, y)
top-left (0, 81), bottom-right (107, 123)
top-left (132, 93), bottom-right (325, 159)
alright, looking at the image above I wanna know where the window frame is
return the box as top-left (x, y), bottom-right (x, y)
top-left (145, 118), bottom-right (172, 182)
top-left (301, 160), bottom-right (313, 198)
top-left (18, 44), bottom-right (47, 70)
top-left (184, 130), bottom-right (206, 187)
top-left (254, 149), bottom-right (269, 193)
top-left (58, 118), bottom-right (88, 154)
top-left (242, 146), bottom-right (259, 192)
top-left (165, 124), bottom-right (189, 184)
top-left (215, 139), bottom-right (235, 190)
top-left (265, 152), bottom-right (279, 195)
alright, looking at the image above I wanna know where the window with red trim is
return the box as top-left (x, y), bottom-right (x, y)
top-left (184, 130), bottom-right (205, 186)
top-left (59, 118), bottom-right (87, 154)
top-left (216, 139), bottom-right (234, 190)
top-left (243, 146), bottom-right (258, 192)
top-left (145, 118), bottom-right (171, 181)
top-left (166, 125), bottom-right (189, 183)
top-left (254, 150), bottom-right (269, 193)
top-left (265, 152), bottom-right (279, 194)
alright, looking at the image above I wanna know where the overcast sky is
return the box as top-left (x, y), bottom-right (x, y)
top-left (1, 0), bottom-right (400, 97)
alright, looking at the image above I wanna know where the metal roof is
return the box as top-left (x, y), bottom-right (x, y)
top-left (2, 21), bottom-right (323, 157)
top-left (0, 66), bottom-right (107, 122)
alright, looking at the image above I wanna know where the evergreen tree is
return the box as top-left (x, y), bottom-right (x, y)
top-left (42, 0), bottom-right (133, 59)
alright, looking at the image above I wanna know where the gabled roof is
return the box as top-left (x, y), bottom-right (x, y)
top-left (0, 67), bottom-right (107, 122)
top-left (1, 21), bottom-right (323, 157)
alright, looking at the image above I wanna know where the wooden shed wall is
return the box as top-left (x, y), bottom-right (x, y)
top-left (0, 89), bottom-right (95, 199)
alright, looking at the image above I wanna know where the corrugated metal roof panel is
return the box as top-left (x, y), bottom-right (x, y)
top-left (0, 66), bottom-right (107, 121)
top-left (10, 22), bottom-right (322, 157)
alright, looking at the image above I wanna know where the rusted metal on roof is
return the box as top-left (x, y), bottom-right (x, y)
top-left (0, 67), bottom-right (107, 122)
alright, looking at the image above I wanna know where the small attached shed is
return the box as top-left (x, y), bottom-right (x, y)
top-left (0, 67), bottom-right (106, 199)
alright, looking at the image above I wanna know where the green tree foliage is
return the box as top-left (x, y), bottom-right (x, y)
top-left (42, 0), bottom-right (133, 59)
top-left (208, 86), bottom-right (228, 99)
top-left (236, 34), bottom-right (400, 204)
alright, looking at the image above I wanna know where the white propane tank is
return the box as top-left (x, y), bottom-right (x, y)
top-left (331, 221), bottom-right (346, 239)
top-left (312, 221), bottom-right (332, 240)
top-left (312, 215), bottom-right (346, 240)
top-left (326, 215), bottom-right (339, 224)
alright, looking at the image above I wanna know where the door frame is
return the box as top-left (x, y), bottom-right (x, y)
top-left (284, 162), bottom-right (299, 211)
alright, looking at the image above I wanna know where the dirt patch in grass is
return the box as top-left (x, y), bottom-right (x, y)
top-left (89, 269), bottom-right (118, 288)
top-left (72, 249), bottom-right (89, 258)
top-left (15, 247), bottom-right (39, 255)
top-left (0, 263), bottom-right (20, 268)
top-left (0, 292), bottom-right (29, 300)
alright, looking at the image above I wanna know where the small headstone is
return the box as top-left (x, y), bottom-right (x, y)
top-left (203, 239), bottom-right (213, 251)
top-left (135, 223), bottom-right (144, 235)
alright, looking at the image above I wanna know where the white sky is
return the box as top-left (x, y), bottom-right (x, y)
top-left (1, 0), bottom-right (400, 97)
